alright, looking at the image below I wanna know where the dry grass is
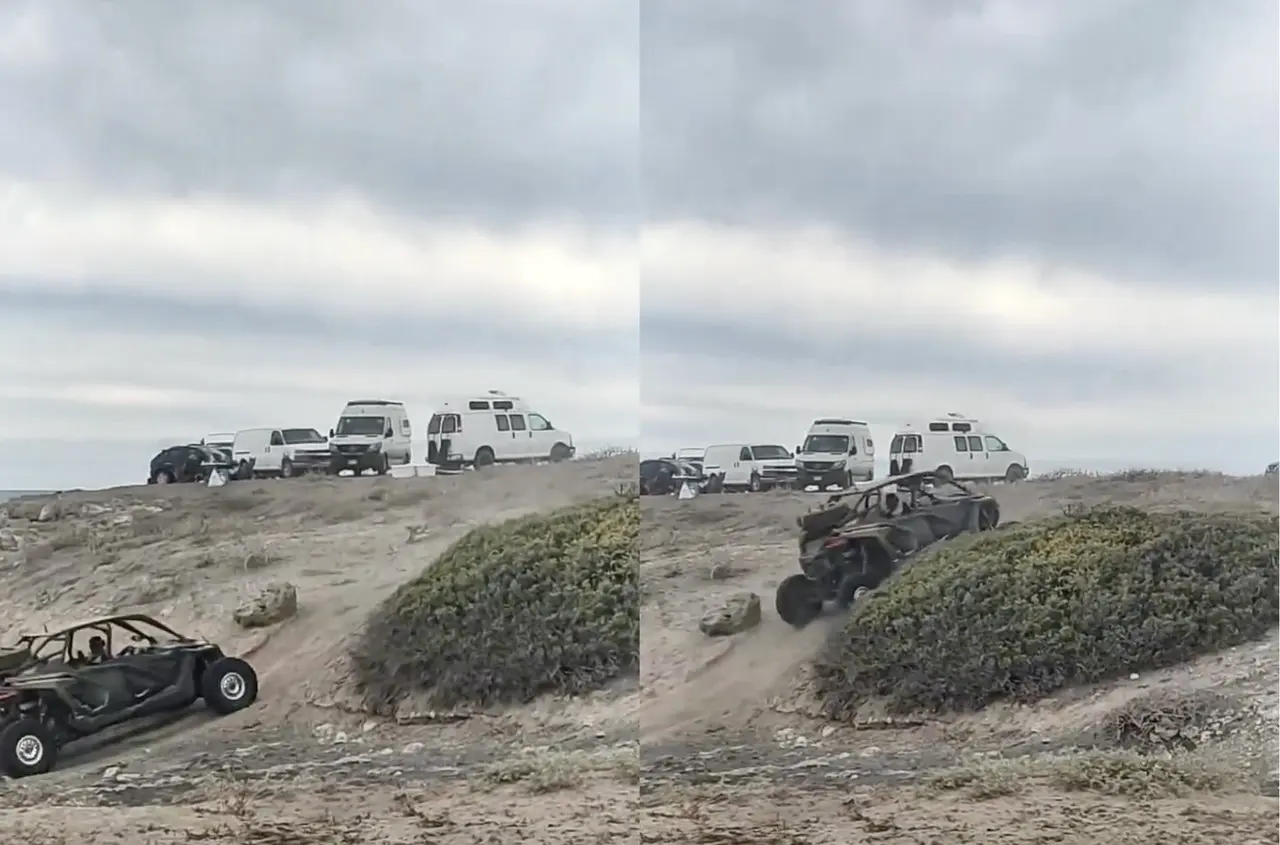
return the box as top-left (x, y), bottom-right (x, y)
top-left (923, 749), bottom-right (1251, 801)
top-left (480, 745), bottom-right (639, 794)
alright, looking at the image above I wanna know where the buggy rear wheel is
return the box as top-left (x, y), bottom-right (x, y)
top-left (835, 571), bottom-right (882, 608)
top-left (0, 717), bottom-right (58, 779)
top-left (776, 574), bottom-right (824, 629)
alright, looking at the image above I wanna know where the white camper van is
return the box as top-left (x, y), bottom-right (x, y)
top-left (231, 427), bottom-right (332, 478)
top-left (425, 391), bottom-right (575, 468)
top-left (889, 413), bottom-right (1029, 482)
top-left (328, 400), bottom-right (413, 475)
top-left (701, 443), bottom-right (797, 492)
top-left (794, 418), bottom-right (875, 489)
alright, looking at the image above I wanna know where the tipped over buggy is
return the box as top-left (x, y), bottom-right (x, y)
top-left (776, 470), bottom-right (1001, 628)
top-left (0, 613), bottom-right (260, 778)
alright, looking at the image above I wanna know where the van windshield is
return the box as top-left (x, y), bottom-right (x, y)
top-left (282, 428), bottom-right (325, 444)
top-left (802, 435), bottom-right (850, 454)
top-left (750, 445), bottom-right (791, 459)
top-left (335, 416), bottom-right (386, 437)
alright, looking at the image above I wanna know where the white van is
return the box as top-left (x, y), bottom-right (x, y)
top-left (328, 400), bottom-right (413, 475)
top-left (231, 427), bottom-right (332, 478)
top-left (794, 419), bottom-right (875, 489)
top-left (889, 413), bottom-right (1029, 482)
top-left (701, 443), bottom-right (797, 492)
top-left (674, 447), bottom-right (705, 469)
top-left (425, 391), bottom-right (575, 469)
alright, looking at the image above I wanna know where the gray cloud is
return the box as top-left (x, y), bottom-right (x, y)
top-left (0, 0), bottom-right (638, 226)
top-left (641, 315), bottom-right (1203, 406)
top-left (0, 286), bottom-right (637, 377)
top-left (640, 0), bottom-right (1278, 290)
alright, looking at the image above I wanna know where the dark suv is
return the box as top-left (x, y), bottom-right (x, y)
top-left (148, 445), bottom-right (226, 485)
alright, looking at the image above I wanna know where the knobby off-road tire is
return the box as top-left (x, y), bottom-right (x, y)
top-left (202, 657), bottom-right (260, 716)
top-left (0, 717), bottom-right (58, 779)
top-left (776, 574), bottom-right (824, 629)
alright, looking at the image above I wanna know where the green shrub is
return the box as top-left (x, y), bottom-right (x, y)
top-left (350, 495), bottom-right (639, 711)
top-left (814, 506), bottom-right (1279, 717)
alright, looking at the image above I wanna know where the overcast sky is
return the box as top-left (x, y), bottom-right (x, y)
top-left (641, 0), bottom-right (1278, 473)
top-left (0, 1), bottom-right (639, 489)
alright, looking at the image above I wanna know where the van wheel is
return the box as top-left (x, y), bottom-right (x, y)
top-left (748, 473), bottom-right (762, 492)
top-left (550, 443), bottom-right (571, 462)
top-left (1004, 464), bottom-right (1025, 483)
top-left (474, 447), bottom-right (495, 469)
top-left (236, 461), bottom-right (252, 480)
top-left (376, 453), bottom-right (390, 476)
top-left (843, 470), bottom-right (854, 489)
top-left (280, 458), bottom-right (294, 478)
top-left (936, 465), bottom-right (954, 481)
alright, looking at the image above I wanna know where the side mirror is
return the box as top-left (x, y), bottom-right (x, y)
top-left (385, 429), bottom-right (394, 438)
top-left (329, 429), bottom-right (335, 438)
top-left (795, 445), bottom-right (801, 454)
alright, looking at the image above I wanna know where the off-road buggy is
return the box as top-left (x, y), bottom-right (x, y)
top-left (775, 470), bottom-right (1001, 628)
top-left (0, 613), bottom-right (259, 778)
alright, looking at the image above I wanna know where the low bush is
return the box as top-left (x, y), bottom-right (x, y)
top-left (814, 505), bottom-right (1279, 717)
top-left (350, 494), bottom-right (639, 711)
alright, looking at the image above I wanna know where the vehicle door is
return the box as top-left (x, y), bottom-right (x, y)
top-left (966, 435), bottom-right (992, 478)
top-left (179, 447), bottom-right (207, 481)
top-left (396, 414), bottom-right (413, 461)
top-left (493, 413), bottom-right (518, 460)
top-left (506, 413), bottom-right (535, 459)
top-left (257, 431), bottom-right (284, 472)
top-left (951, 435), bottom-right (974, 478)
top-left (729, 446), bottom-right (753, 486)
top-left (525, 412), bottom-right (558, 459)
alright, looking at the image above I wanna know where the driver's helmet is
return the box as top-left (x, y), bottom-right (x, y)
top-left (880, 484), bottom-right (901, 512)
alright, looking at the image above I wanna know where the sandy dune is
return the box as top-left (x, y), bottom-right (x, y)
top-left (0, 455), bottom-right (639, 843)
top-left (639, 471), bottom-right (1280, 842)
top-left (2, 465), bottom-right (1276, 842)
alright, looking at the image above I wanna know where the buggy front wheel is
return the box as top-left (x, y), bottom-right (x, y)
top-left (776, 574), bottom-right (824, 629)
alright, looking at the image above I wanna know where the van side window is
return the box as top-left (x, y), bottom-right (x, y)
top-left (904, 435), bottom-right (919, 453)
top-left (270, 431), bottom-right (284, 447)
top-left (493, 400), bottom-right (514, 411)
top-left (953, 435), bottom-right (968, 452)
top-left (967, 435), bottom-right (983, 451)
top-left (469, 401), bottom-right (490, 410)
top-left (495, 415), bottom-right (510, 432)
top-left (508, 414), bottom-right (527, 431)
top-left (739, 446), bottom-right (752, 461)
top-left (952, 422), bottom-right (972, 432)
top-left (441, 415), bottom-right (459, 434)
top-left (985, 435), bottom-right (1006, 451)
top-left (527, 413), bottom-right (550, 431)
top-left (928, 422), bottom-right (949, 432)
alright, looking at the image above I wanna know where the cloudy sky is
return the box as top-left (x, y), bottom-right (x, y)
top-left (0, 1), bottom-right (638, 490)
top-left (641, 0), bottom-right (1278, 474)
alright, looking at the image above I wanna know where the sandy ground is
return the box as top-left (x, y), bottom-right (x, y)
top-left (2, 466), bottom-right (1277, 842)
top-left (0, 455), bottom-right (640, 843)
top-left (639, 471), bottom-right (1280, 842)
